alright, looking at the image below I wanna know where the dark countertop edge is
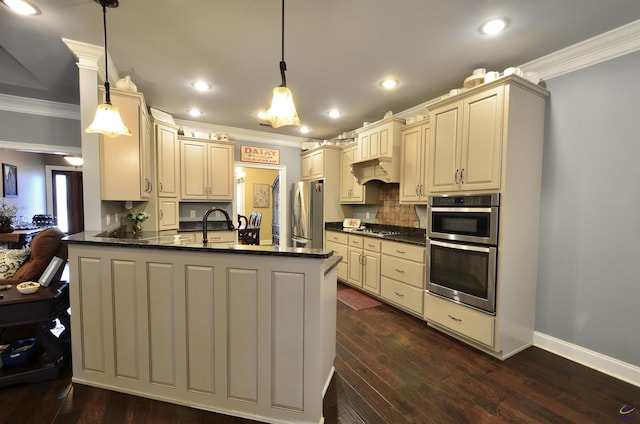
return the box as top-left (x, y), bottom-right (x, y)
top-left (324, 255), bottom-right (342, 276)
top-left (63, 232), bottom-right (333, 259)
top-left (324, 223), bottom-right (427, 247)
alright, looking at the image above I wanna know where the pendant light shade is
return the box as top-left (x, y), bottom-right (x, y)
top-left (267, 84), bottom-right (301, 128)
top-left (266, 0), bottom-right (301, 128)
top-left (85, 0), bottom-right (131, 137)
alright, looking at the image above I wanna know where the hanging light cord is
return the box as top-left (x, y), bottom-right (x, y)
top-left (279, 0), bottom-right (287, 87)
top-left (101, 0), bottom-right (112, 104)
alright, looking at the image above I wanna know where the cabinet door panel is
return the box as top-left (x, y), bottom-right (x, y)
top-left (400, 126), bottom-right (422, 202)
top-left (208, 143), bottom-right (233, 200)
top-left (363, 252), bottom-right (380, 295)
top-left (157, 125), bottom-right (179, 197)
top-left (181, 141), bottom-right (208, 199)
top-left (347, 248), bottom-right (363, 287)
top-left (429, 104), bottom-right (461, 193)
top-left (461, 87), bottom-right (504, 191)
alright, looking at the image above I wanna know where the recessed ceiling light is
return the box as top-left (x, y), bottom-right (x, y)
top-left (381, 79), bottom-right (398, 89)
top-left (1, 0), bottom-right (40, 15)
top-left (188, 108), bottom-right (202, 117)
top-left (192, 81), bottom-right (211, 92)
top-left (300, 126), bottom-right (310, 134)
top-left (328, 109), bottom-right (341, 119)
top-left (480, 18), bottom-right (509, 35)
top-left (257, 111), bottom-right (267, 120)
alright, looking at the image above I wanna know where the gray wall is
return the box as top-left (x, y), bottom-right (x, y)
top-left (0, 110), bottom-right (80, 148)
top-left (536, 50), bottom-right (640, 366)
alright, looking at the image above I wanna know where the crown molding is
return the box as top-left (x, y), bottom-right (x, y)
top-left (0, 93), bottom-right (80, 120)
top-left (175, 119), bottom-right (310, 148)
top-left (62, 38), bottom-right (119, 86)
top-left (0, 140), bottom-right (81, 155)
top-left (519, 19), bottom-right (640, 80)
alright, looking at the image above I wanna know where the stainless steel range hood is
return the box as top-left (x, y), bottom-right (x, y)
top-left (351, 157), bottom-right (399, 184)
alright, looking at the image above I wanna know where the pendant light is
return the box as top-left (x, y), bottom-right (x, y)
top-left (266, 0), bottom-right (301, 128)
top-left (85, 0), bottom-right (131, 137)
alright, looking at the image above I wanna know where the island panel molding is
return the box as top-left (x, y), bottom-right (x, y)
top-left (67, 240), bottom-right (336, 424)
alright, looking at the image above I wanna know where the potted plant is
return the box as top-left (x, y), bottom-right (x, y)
top-left (126, 210), bottom-right (150, 234)
top-left (0, 200), bottom-right (18, 233)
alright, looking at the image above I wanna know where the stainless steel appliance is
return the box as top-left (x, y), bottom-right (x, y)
top-left (291, 180), bottom-right (324, 249)
top-left (427, 193), bottom-right (500, 314)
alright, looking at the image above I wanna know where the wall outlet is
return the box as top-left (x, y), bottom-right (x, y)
top-left (190, 210), bottom-right (196, 218)
top-left (106, 214), bottom-right (110, 225)
top-left (365, 212), bottom-right (370, 219)
top-left (214, 210), bottom-right (221, 218)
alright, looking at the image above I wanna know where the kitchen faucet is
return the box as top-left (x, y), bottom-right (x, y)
top-left (202, 207), bottom-right (234, 244)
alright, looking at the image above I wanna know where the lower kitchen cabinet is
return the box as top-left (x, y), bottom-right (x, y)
top-left (424, 292), bottom-right (495, 348)
top-left (347, 235), bottom-right (364, 287)
top-left (325, 231), bottom-right (348, 281)
top-left (345, 235), bottom-right (381, 294)
top-left (180, 230), bottom-right (236, 245)
top-left (380, 240), bottom-right (425, 316)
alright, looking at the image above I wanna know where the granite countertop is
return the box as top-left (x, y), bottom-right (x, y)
top-left (324, 222), bottom-right (427, 246)
top-left (64, 231), bottom-right (333, 259)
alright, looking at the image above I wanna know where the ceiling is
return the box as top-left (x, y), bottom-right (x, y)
top-left (1, 0), bottom-right (640, 141)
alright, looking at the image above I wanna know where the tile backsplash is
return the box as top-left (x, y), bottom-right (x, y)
top-left (375, 184), bottom-right (420, 227)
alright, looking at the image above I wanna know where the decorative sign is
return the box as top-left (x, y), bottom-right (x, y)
top-left (240, 145), bottom-right (280, 165)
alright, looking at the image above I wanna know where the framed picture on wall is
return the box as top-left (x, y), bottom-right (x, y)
top-left (253, 183), bottom-right (269, 208)
top-left (2, 163), bottom-right (17, 198)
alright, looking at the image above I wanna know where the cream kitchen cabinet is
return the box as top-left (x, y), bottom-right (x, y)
top-left (154, 121), bottom-right (180, 198)
top-left (325, 230), bottom-right (348, 281)
top-left (99, 87), bottom-right (152, 201)
top-left (428, 85), bottom-right (504, 193)
top-left (157, 199), bottom-right (179, 231)
top-left (301, 149), bottom-right (324, 181)
top-left (180, 138), bottom-right (234, 201)
top-left (355, 117), bottom-right (404, 162)
top-left (399, 120), bottom-right (430, 203)
top-left (340, 143), bottom-right (378, 204)
top-left (380, 240), bottom-right (425, 316)
top-left (424, 292), bottom-right (495, 348)
top-left (183, 230), bottom-right (236, 245)
top-left (346, 234), bottom-right (381, 295)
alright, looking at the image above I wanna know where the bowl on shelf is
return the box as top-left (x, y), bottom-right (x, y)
top-left (16, 281), bottom-right (40, 294)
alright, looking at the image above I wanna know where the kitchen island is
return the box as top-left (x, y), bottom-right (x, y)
top-left (64, 231), bottom-right (339, 424)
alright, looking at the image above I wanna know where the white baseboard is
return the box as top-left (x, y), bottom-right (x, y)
top-left (534, 331), bottom-right (640, 387)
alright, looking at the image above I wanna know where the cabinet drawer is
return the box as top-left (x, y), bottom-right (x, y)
top-left (190, 230), bottom-right (236, 245)
top-left (382, 241), bottom-right (425, 263)
top-left (325, 240), bottom-right (348, 263)
top-left (381, 277), bottom-right (423, 315)
top-left (363, 238), bottom-right (381, 252)
top-left (348, 235), bottom-right (364, 248)
top-left (424, 293), bottom-right (495, 347)
top-left (381, 256), bottom-right (424, 288)
top-left (326, 231), bottom-right (348, 245)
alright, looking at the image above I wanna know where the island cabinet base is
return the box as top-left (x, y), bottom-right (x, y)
top-left (68, 244), bottom-right (336, 424)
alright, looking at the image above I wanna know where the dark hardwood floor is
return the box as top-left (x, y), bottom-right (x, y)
top-left (1, 285), bottom-right (639, 423)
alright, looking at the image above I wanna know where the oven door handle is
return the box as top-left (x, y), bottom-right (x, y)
top-left (429, 239), bottom-right (493, 253)
top-left (429, 207), bottom-right (495, 214)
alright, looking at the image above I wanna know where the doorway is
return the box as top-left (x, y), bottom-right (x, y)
top-left (235, 163), bottom-right (286, 246)
top-left (46, 166), bottom-right (84, 235)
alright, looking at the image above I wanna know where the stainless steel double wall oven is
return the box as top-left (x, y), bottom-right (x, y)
top-left (427, 193), bottom-right (500, 314)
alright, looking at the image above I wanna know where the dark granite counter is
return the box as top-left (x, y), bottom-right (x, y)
top-left (324, 222), bottom-right (427, 246)
top-left (64, 231), bottom-right (333, 259)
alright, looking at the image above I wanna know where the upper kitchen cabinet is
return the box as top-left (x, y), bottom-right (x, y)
top-left (154, 120), bottom-right (180, 198)
top-left (340, 143), bottom-right (378, 204)
top-left (99, 87), bottom-right (152, 201)
top-left (400, 119), bottom-right (430, 203)
top-left (352, 117), bottom-right (405, 184)
top-left (300, 144), bottom-right (341, 181)
top-left (356, 117), bottom-right (404, 162)
top-left (180, 137), bottom-right (234, 201)
top-left (428, 76), bottom-right (548, 194)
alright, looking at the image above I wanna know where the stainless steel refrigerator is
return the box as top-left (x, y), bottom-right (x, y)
top-left (291, 180), bottom-right (324, 249)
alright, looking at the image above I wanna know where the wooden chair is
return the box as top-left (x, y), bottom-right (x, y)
top-left (238, 212), bottom-right (261, 245)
